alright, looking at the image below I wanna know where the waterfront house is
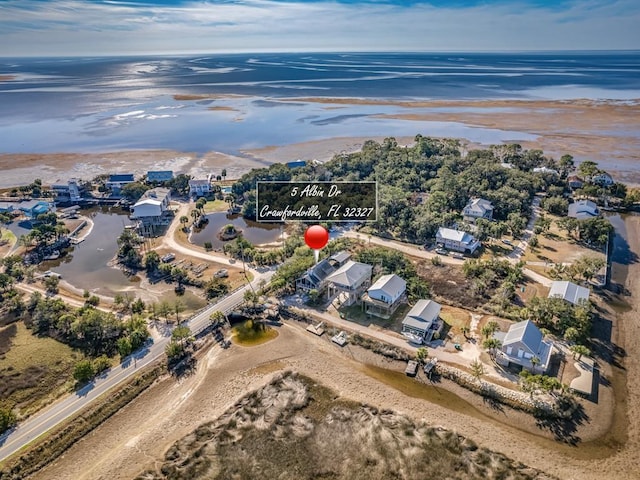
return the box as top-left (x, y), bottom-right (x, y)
top-left (189, 178), bottom-right (211, 197)
top-left (51, 178), bottom-right (83, 203)
top-left (18, 200), bottom-right (54, 220)
top-left (436, 227), bottom-right (480, 254)
top-left (0, 202), bottom-right (15, 214)
top-left (494, 320), bottom-right (553, 373)
top-left (362, 274), bottom-right (407, 318)
top-left (326, 261), bottom-right (372, 306)
top-left (106, 174), bottom-right (135, 195)
top-left (462, 198), bottom-right (494, 224)
top-left (567, 199), bottom-right (599, 220)
top-left (296, 251), bottom-right (351, 294)
top-left (567, 175), bottom-right (584, 190)
top-left (401, 299), bottom-right (442, 344)
top-left (286, 160), bottom-right (307, 169)
top-left (131, 188), bottom-right (172, 235)
top-left (146, 170), bottom-right (174, 183)
top-left (590, 172), bottom-right (614, 187)
top-left (533, 166), bottom-right (559, 176)
top-left (548, 280), bottom-right (590, 306)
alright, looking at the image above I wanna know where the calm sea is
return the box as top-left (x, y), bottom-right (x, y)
top-left (0, 52), bottom-right (638, 153)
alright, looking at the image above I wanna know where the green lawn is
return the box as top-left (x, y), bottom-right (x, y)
top-left (203, 199), bottom-right (228, 213)
top-left (0, 322), bottom-right (83, 417)
top-left (339, 303), bottom-right (412, 333)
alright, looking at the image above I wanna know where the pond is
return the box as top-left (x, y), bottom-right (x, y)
top-left (190, 212), bottom-right (282, 249)
top-left (41, 207), bottom-right (137, 295)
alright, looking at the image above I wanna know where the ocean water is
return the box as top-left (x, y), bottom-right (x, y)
top-left (0, 52), bottom-right (638, 154)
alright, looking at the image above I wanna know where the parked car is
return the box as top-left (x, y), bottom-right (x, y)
top-left (161, 253), bottom-right (175, 263)
top-left (214, 269), bottom-right (229, 278)
top-left (452, 253), bottom-right (464, 260)
top-left (501, 239), bottom-right (513, 246)
top-left (435, 248), bottom-right (448, 256)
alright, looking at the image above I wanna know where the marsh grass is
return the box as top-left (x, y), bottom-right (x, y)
top-left (137, 372), bottom-right (555, 480)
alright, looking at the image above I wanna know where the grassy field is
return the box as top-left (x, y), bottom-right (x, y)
top-left (0, 322), bottom-right (82, 417)
top-left (0, 228), bottom-right (17, 256)
top-left (139, 372), bottom-right (553, 480)
top-left (203, 199), bottom-right (228, 214)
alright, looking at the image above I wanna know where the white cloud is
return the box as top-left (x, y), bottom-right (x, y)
top-left (0, 0), bottom-right (637, 56)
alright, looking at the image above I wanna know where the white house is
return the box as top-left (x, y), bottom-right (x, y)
top-left (401, 299), bottom-right (442, 344)
top-left (567, 199), bottom-right (599, 220)
top-left (590, 172), bottom-right (614, 187)
top-left (436, 227), bottom-right (480, 254)
top-left (363, 274), bottom-right (407, 318)
top-left (462, 198), bottom-right (494, 223)
top-left (51, 178), bottom-right (83, 203)
top-left (533, 166), bottom-right (559, 176)
top-left (326, 261), bottom-right (372, 306)
top-left (494, 320), bottom-right (553, 373)
top-left (131, 188), bottom-right (172, 235)
top-left (189, 178), bottom-right (211, 197)
top-left (548, 280), bottom-right (590, 306)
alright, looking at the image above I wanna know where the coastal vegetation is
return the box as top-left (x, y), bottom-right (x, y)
top-left (137, 372), bottom-right (552, 480)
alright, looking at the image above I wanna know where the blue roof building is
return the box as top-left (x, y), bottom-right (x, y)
top-left (147, 170), bottom-right (174, 183)
top-left (286, 160), bottom-right (307, 169)
top-left (18, 200), bottom-right (54, 219)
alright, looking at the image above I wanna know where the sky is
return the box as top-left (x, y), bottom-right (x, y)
top-left (0, 0), bottom-right (638, 56)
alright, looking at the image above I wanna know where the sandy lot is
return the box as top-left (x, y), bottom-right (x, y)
top-left (30, 216), bottom-right (640, 480)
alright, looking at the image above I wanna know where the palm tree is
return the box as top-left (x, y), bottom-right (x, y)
top-left (460, 325), bottom-right (470, 340)
top-left (179, 215), bottom-right (189, 231)
top-left (174, 299), bottom-right (185, 323)
top-left (570, 344), bottom-right (590, 361)
top-left (221, 169), bottom-right (227, 181)
top-left (482, 338), bottom-right (502, 360)
top-left (210, 310), bottom-right (226, 328)
top-left (530, 355), bottom-right (541, 374)
top-left (470, 359), bottom-right (485, 384)
top-left (415, 347), bottom-right (428, 365)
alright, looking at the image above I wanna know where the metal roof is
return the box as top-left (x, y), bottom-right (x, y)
top-left (325, 261), bottom-right (372, 288)
top-left (548, 281), bottom-right (590, 305)
top-left (368, 274), bottom-right (406, 298)
top-left (402, 299), bottom-right (441, 331)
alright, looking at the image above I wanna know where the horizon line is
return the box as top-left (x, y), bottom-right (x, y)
top-left (1, 48), bottom-right (639, 59)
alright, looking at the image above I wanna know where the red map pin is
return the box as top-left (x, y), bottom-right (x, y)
top-left (304, 225), bottom-right (329, 263)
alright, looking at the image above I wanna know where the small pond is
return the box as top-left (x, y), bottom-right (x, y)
top-left (190, 212), bottom-right (282, 249)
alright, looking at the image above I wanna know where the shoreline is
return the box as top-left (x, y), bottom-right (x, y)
top-left (1, 95), bottom-right (639, 186)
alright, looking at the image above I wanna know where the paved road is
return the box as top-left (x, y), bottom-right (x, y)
top-left (0, 269), bottom-right (274, 463)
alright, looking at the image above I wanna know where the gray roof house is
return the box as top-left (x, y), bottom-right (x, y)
top-left (463, 198), bottom-right (494, 223)
top-left (495, 320), bottom-right (553, 373)
top-left (401, 299), bottom-right (442, 344)
top-left (326, 260), bottom-right (372, 307)
top-left (362, 274), bottom-right (407, 318)
top-left (147, 170), bottom-right (174, 183)
top-left (567, 199), bottom-right (599, 221)
top-left (548, 280), bottom-right (590, 306)
top-left (296, 251), bottom-right (351, 294)
top-left (436, 227), bottom-right (481, 254)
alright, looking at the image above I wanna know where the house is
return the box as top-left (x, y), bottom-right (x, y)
top-left (590, 172), bottom-right (614, 187)
top-left (567, 175), bottom-right (584, 190)
top-left (567, 199), bottom-right (599, 220)
top-left (436, 227), bottom-right (480, 254)
top-left (362, 274), bottom-right (407, 318)
top-left (326, 260), bottom-right (373, 306)
top-left (0, 202), bottom-right (15, 214)
top-left (51, 178), bottom-right (83, 203)
top-left (533, 166), bottom-right (559, 176)
top-left (131, 188), bottom-right (172, 235)
top-left (296, 251), bottom-right (351, 293)
top-left (401, 299), bottom-right (442, 344)
top-left (106, 174), bottom-right (135, 195)
top-left (18, 200), bottom-right (54, 220)
top-left (494, 320), bottom-right (553, 373)
top-left (548, 280), bottom-right (590, 306)
top-left (286, 160), bottom-right (306, 169)
top-left (189, 178), bottom-right (211, 197)
top-left (462, 198), bottom-right (494, 223)
top-left (146, 170), bottom-right (174, 183)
